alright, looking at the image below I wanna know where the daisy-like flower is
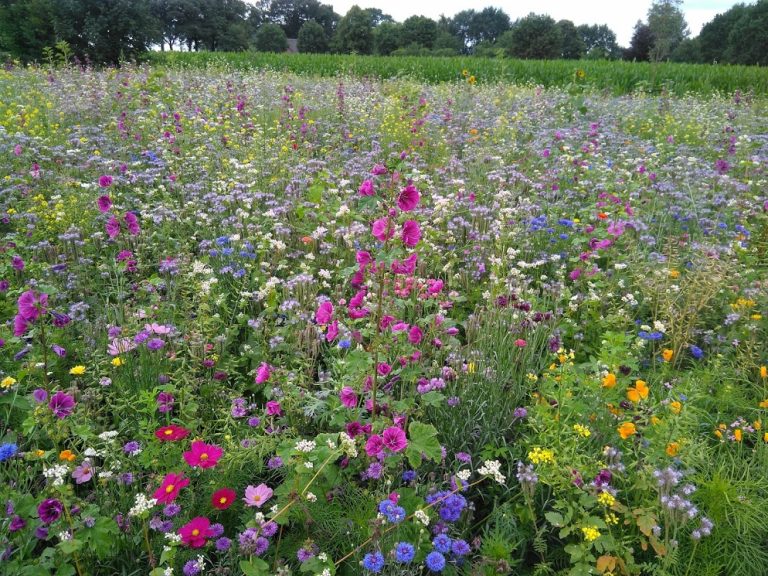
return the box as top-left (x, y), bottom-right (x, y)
top-left (183, 440), bottom-right (223, 468)
top-left (243, 484), bottom-right (273, 508)
top-left (211, 488), bottom-right (236, 510)
top-left (153, 473), bottom-right (190, 504)
top-left (155, 425), bottom-right (190, 442)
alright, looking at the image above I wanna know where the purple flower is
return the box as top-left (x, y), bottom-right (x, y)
top-left (215, 537), bottom-right (231, 551)
top-left (513, 407), bottom-right (528, 419)
top-left (51, 344), bottom-right (67, 357)
top-left (146, 338), bottom-right (165, 351)
top-left (267, 456), bottom-right (283, 469)
top-left (98, 175), bottom-right (113, 188)
top-left (32, 388), bottom-right (48, 403)
top-left (0, 279), bottom-right (9, 292)
top-left (37, 499), bottom-right (63, 524)
top-left (72, 460), bottom-right (94, 484)
top-left (97, 195), bottom-right (112, 213)
top-left (123, 441), bottom-right (141, 456)
top-left (9, 515), bottom-right (26, 532)
top-left (11, 256), bottom-right (24, 271)
top-left (48, 391), bottom-right (75, 419)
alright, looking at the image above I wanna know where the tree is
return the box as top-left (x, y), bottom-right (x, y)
top-left (726, 0), bottom-right (768, 65)
top-left (503, 13), bottom-right (562, 60)
top-left (400, 15), bottom-right (437, 50)
top-left (577, 24), bottom-right (620, 59)
top-left (624, 20), bottom-right (654, 61)
top-left (373, 21), bottom-right (401, 55)
top-left (362, 8), bottom-right (393, 27)
top-left (331, 5), bottom-right (372, 54)
top-left (445, 9), bottom-right (474, 52)
top-left (469, 7), bottom-right (510, 45)
top-left (297, 19), bottom-right (327, 52)
top-left (255, 22), bottom-right (287, 51)
top-left (432, 30), bottom-right (463, 55)
top-left (670, 37), bottom-right (700, 62)
top-left (556, 20), bottom-right (585, 59)
top-left (0, 0), bottom-right (57, 62)
top-left (697, 3), bottom-right (747, 64)
top-left (647, 0), bottom-right (688, 61)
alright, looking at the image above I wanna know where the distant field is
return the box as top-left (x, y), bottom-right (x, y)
top-left (147, 51), bottom-right (768, 96)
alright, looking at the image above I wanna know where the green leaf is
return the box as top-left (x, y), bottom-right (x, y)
top-left (239, 558), bottom-right (270, 576)
top-left (57, 539), bottom-right (83, 555)
top-left (419, 391), bottom-right (445, 407)
top-left (564, 543), bottom-right (583, 562)
top-left (307, 181), bottom-right (325, 204)
top-left (405, 421), bottom-right (441, 468)
top-left (545, 511), bottom-right (565, 527)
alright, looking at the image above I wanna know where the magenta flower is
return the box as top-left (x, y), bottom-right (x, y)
top-left (371, 163), bottom-right (387, 175)
top-left (179, 516), bottom-right (213, 548)
top-left (106, 216), bottom-right (120, 239)
top-left (356, 250), bottom-right (372, 266)
top-left (326, 320), bottom-right (339, 342)
top-left (13, 314), bottom-right (28, 337)
top-left (265, 401), bottom-right (282, 416)
top-left (18, 290), bottom-right (48, 321)
top-left (401, 220), bottom-right (421, 247)
top-left (98, 175), bottom-right (113, 188)
top-left (49, 391), bottom-right (75, 419)
top-left (372, 218), bottom-right (393, 242)
top-left (37, 498), bottom-right (63, 524)
top-left (124, 212), bottom-right (140, 235)
top-left (397, 183), bottom-right (420, 212)
top-left (382, 427), bottom-right (407, 452)
top-left (408, 326), bottom-right (423, 344)
top-left (255, 362), bottom-right (271, 384)
top-left (97, 195), bottom-right (112, 213)
top-left (358, 179), bottom-right (375, 196)
top-left (243, 483), bottom-right (273, 507)
top-left (183, 440), bottom-right (223, 469)
top-left (339, 387), bottom-right (358, 408)
top-left (11, 256), bottom-right (24, 271)
top-left (315, 301), bottom-right (333, 325)
top-left (365, 434), bottom-right (384, 457)
top-left (377, 362), bottom-right (392, 376)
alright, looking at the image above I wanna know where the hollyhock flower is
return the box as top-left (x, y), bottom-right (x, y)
top-left (38, 499), bottom-right (63, 524)
top-left (179, 517), bottom-right (213, 548)
top-left (11, 256), bottom-right (24, 271)
top-left (183, 440), bottom-right (223, 468)
top-left (365, 434), bottom-right (384, 457)
top-left (266, 401), bottom-right (282, 416)
top-left (408, 326), bottom-right (423, 344)
top-left (97, 195), bottom-right (112, 213)
top-left (315, 301), bottom-right (333, 324)
top-left (211, 488), bottom-right (236, 510)
top-left (72, 460), bottom-right (94, 484)
top-left (49, 391), bottom-right (75, 419)
top-left (13, 314), bottom-right (28, 336)
top-left (106, 216), bottom-right (120, 239)
top-left (372, 218), bottom-right (393, 242)
top-left (349, 289), bottom-right (366, 308)
top-left (397, 183), bottom-right (420, 212)
top-left (340, 386), bottom-right (358, 408)
top-left (391, 253), bottom-right (418, 274)
top-left (371, 163), bottom-right (387, 175)
top-left (98, 175), bottom-right (113, 187)
top-left (358, 179), bottom-right (375, 196)
top-left (243, 484), bottom-right (273, 508)
top-left (153, 473), bottom-right (190, 504)
top-left (18, 290), bottom-right (48, 321)
top-left (382, 427), bottom-right (407, 452)
top-left (124, 212), bottom-right (140, 235)
top-left (356, 250), bottom-right (372, 266)
top-left (401, 220), bottom-right (421, 247)
top-left (255, 362), bottom-right (271, 384)
top-left (326, 320), bottom-right (339, 342)
top-left (9, 515), bottom-right (26, 532)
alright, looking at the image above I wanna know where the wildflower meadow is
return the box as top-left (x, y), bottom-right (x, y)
top-left (1, 63), bottom-right (767, 576)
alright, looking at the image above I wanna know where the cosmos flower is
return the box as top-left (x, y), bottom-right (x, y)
top-left (183, 440), bottom-right (223, 469)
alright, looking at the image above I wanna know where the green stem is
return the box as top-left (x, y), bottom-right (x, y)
top-left (143, 519), bottom-right (156, 568)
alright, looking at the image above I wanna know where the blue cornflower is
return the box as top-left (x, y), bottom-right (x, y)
top-left (638, 331), bottom-right (664, 341)
top-left (425, 551), bottom-right (446, 572)
top-left (394, 542), bottom-right (415, 563)
top-left (438, 494), bottom-right (467, 522)
top-left (402, 470), bottom-right (416, 482)
top-left (338, 339), bottom-right (351, 349)
top-left (451, 539), bottom-right (471, 556)
top-left (0, 443), bottom-right (18, 462)
top-left (689, 345), bottom-right (704, 359)
top-left (362, 551), bottom-right (385, 573)
top-left (432, 534), bottom-right (452, 554)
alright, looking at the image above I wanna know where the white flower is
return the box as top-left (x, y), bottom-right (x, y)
top-left (414, 509), bottom-right (430, 526)
top-left (58, 530), bottom-right (72, 541)
top-left (98, 430), bottom-right (119, 441)
top-left (478, 460), bottom-right (507, 485)
top-left (128, 494), bottom-right (157, 517)
top-left (295, 440), bottom-right (316, 453)
top-left (457, 470), bottom-right (471, 482)
top-left (318, 553), bottom-right (328, 562)
top-left (305, 492), bottom-right (317, 503)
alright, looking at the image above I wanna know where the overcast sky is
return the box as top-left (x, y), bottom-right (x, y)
top-left (325, 0), bottom-right (747, 46)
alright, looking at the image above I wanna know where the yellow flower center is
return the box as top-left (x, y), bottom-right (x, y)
top-left (219, 497), bottom-right (227, 504)
top-left (200, 453), bottom-right (208, 461)
top-left (164, 429), bottom-right (173, 435)
top-left (165, 484), bottom-right (175, 493)
top-left (191, 529), bottom-right (199, 536)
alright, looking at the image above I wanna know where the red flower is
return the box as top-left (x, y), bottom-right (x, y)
top-left (211, 488), bottom-right (236, 510)
top-left (155, 425), bottom-right (190, 442)
top-left (183, 440), bottom-right (223, 469)
top-left (179, 516), bottom-right (213, 548)
top-left (153, 473), bottom-right (190, 504)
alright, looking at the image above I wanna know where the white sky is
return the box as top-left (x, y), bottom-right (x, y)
top-left (325, 0), bottom-right (748, 46)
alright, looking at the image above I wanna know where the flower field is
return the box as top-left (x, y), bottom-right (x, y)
top-left (1, 64), bottom-right (767, 576)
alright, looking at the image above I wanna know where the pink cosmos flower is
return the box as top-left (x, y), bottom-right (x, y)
top-left (72, 459), bottom-right (94, 484)
top-left (358, 179), bottom-right (375, 196)
top-left (382, 427), bottom-right (407, 452)
top-left (153, 472), bottom-right (190, 504)
top-left (401, 220), bottom-right (421, 247)
top-left (365, 434), bottom-right (384, 457)
top-left (97, 195), bottom-right (112, 213)
top-left (255, 362), bottom-right (271, 384)
top-left (372, 218), bottom-right (393, 242)
top-left (397, 183), bottom-right (420, 212)
top-left (339, 387), bottom-right (358, 408)
top-left (179, 517), bottom-right (213, 548)
top-left (243, 483), bottom-right (273, 507)
top-left (183, 440), bottom-right (223, 469)
top-left (98, 175), bottom-right (113, 188)
top-left (315, 301), bottom-right (333, 325)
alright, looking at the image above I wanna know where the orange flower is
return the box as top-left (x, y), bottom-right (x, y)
top-left (598, 212), bottom-right (608, 220)
top-left (666, 442), bottom-right (680, 457)
top-left (668, 269), bottom-right (680, 279)
top-left (627, 380), bottom-right (649, 402)
top-left (59, 449), bottom-right (76, 462)
top-left (301, 236), bottom-right (312, 244)
top-left (759, 399), bottom-right (768, 408)
top-left (618, 422), bottom-right (637, 439)
top-left (761, 366), bottom-right (767, 379)
top-left (764, 432), bottom-right (768, 442)
top-left (714, 429), bottom-right (723, 439)
top-left (669, 401), bottom-right (682, 414)
top-left (662, 349), bottom-right (674, 362)
top-left (734, 429), bottom-right (743, 442)
top-left (602, 373), bottom-right (617, 388)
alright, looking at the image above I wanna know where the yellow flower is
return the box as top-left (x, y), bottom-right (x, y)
top-left (35, 449), bottom-right (46, 457)
top-left (581, 526), bottom-right (600, 542)
top-left (627, 380), bottom-right (649, 402)
top-left (111, 357), bottom-right (124, 367)
top-left (734, 429), bottom-right (743, 442)
top-left (668, 269), bottom-right (680, 279)
top-left (69, 365), bottom-right (86, 375)
top-left (669, 401), bottom-right (682, 414)
top-left (753, 420), bottom-right (762, 431)
top-left (662, 349), bottom-right (674, 362)
top-left (1, 376), bottom-right (17, 389)
top-left (714, 429), bottom-right (723, 439)
top-left (752, 314), bottom-right (762, 321)
top-left (462, 69), bottom-right (469, 77)
top-left (760, 399), bottom-right (768, 408)
top-left (618, 422), bottom-right (637, 439)
top-left (467, 362), bottom-right (476, 374)
top-left (764, 432), bottom-right (768, 443)
top-left (597, 492), bottom-right (616, 507)
top-left (602, 373), bottom-right (616, 388)
top-left (650, 416), bottom-right (661, 426)
top-left (605, 512), bottom-right (619, 525)
top-left (528, 447), bottom-right (556, 464)
top-left (573, 424), bottom-right (591, 438)
top-left (761, 366), bottom-right (767, 379)
top-left (666, 442), bottom-right (680, 457)
top-left (468, 75), bottom-right (476, 85)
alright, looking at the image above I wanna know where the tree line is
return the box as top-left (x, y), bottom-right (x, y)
top-left (0, 0), bottom-right (765, 66)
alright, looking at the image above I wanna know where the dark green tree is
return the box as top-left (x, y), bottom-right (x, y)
top-left (469, 7), bottom-right (510, 45)
top-left (577, 24), bottom-right (620, 59)
top-left (255, 22), bottom-right (288, 51)
top-left (557, 20), bottom-right (585, 59)
top-left (647, 0), bottom-right (688, 61)
top-left (444, 10), bottom-right (474, 52)
top-left (297, 18), bottom-right (328, 52)
top-left (432, 30), bottom-right (463, 55)
top-left (670, 37), bottom-right (701, 62)
top-left (400, 15), bottom-right (437, 50)
top-left (697, 3), bottom-right (747, 64)
top-left (331, 5), bottom-right (373, 54)
top-left (362, 8), bottom-right (393, 27)
top-left (373, 21), bottom-right (401, 55)
top-left (726, 0), bottom-right (768, 65)
top-left (624, 20), bottom-right (655, 61)
top-left (504, 13), bottom-right (562, 59)
top-left (0, 0), bottom-right (56, 62)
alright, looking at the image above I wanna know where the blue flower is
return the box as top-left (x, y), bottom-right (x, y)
top-left (451, 539), bottom-right (471, 556)
top-left (425, 551), bottom-right (446, 572)
top-left (362, 551), bottom-right (385, 573)
top-left (432, 534), bottom-right (452, 554)
top-left (338, 339), bottom-right (351, 349)
top-left (402, 470), bottom-right (416, 482)
top-left (394, 542), bottom-right (415, 563)
top-left (0, 443), bottom-right (18, 462)
top-left (689, 345), bottom-right (704, 359)
top-left (638, 330), bottom-right (664, 341)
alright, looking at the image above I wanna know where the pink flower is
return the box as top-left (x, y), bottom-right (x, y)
top-left (315, 301), bottom-right (333, 325)
top-left (13, 314), bottom-right (28, 337)
top-left (401, 220), bottom-right (421, 247)
top-left (106, 216), bottom-right (120, 239)
top-left (514, 339), bottom-right (527, 347)
top-left (153, 473), bottom-right (190, 504)
top-left (391, 253), bottom-right (417, 274)
top-left (326, 320), bottom-right (339, 342)
top-left (377, 363), bottom-right (392, 376)
top-left (372, 218), bottom-right (393, 242)
top-left (397, 183), bottom-right (420, 212)
top-left (382, 427), bottom-right (407, 452)
top-left (255, 362), bottom-right (271, 384)
top-left (183, 440), bottom-right (223, 469)
top-left (124, 212), bottom-right (140, 235)
top-left (266, 401), bottom-right (282, 416)
top-left (179, 517), bottom-right (213, 548)
top-left (98, 175), bottom-right (113, 188)
top-left (371, 163), bottom-right (387, 175)
top-left (358, 179), bottom-right (375, 196)
top-left (13, 144), bottom-right (22, 156)
top-left (427, 279), bottom-right (443, 295)
top-left (356, 250), bottom-right (372, 266)
top-left (243, 483), bottom-right (273, 507)
top-left (365, 434), bottom-right (384, 457)
top-left (339, 387), bottom-right (358, 408)
top-left (97, 195), bottom-right (112, 213)
top-left (349, 289), bottom-right (366, 308)
top-left (408, 326), bottom-right (423, 344)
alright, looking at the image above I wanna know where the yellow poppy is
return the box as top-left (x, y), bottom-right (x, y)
top-left (662, 349), bottom-right (674, 362)
top-left (618, 422), bottom-right (636, 439)
top-left (602, 373), bottom-right (616, 388)
top-left (669, 401), bottom-right (682, 414)
top-left (627, 380), bottom-right (649, 402)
